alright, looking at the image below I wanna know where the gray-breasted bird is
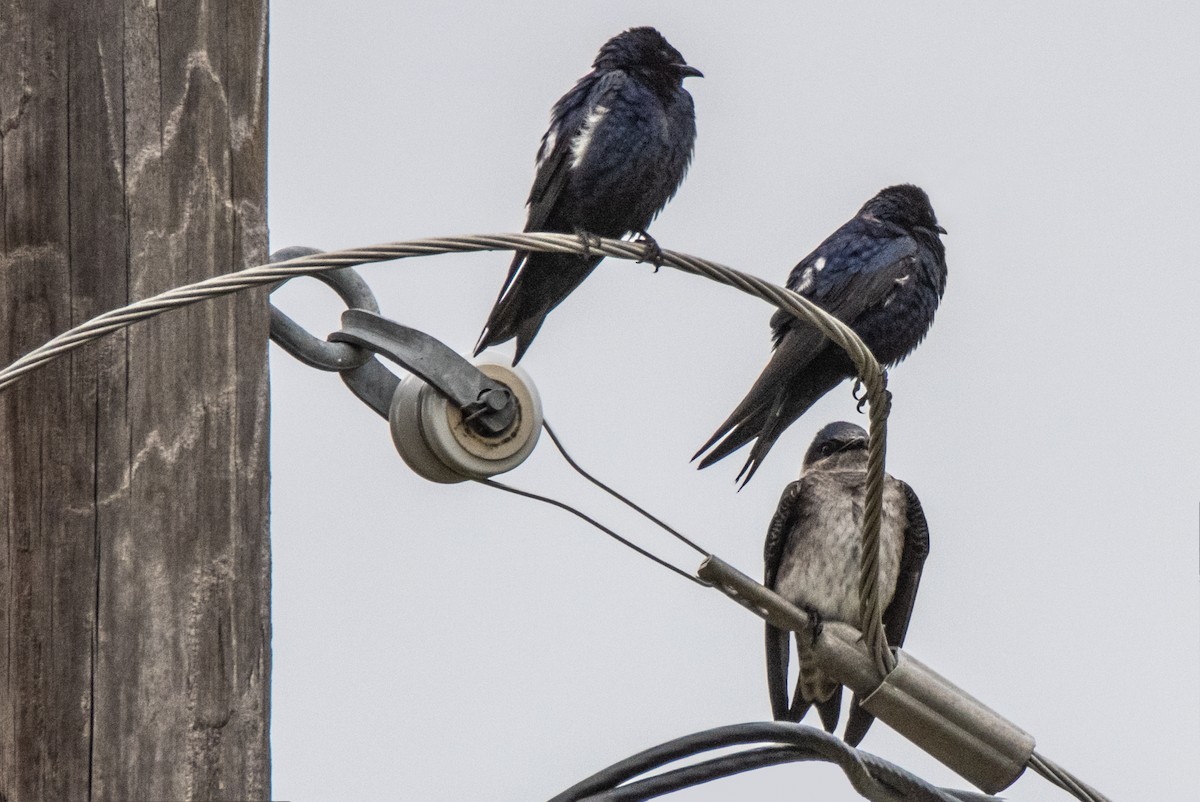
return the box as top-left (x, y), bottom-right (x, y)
top-left (763, 421), bottom-right (930, 746)
top-left (695, 184), bottom-right (947, 486)
top-left (476, 27), bottom-right (701, 364)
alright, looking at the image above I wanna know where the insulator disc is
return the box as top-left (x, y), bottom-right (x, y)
top-left (389, 353), bottom-right (542, 483)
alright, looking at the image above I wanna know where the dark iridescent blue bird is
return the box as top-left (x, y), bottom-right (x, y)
top-left (764, 421), bottom-right (930, 745)
top-left (695, 184), bottom-right (947, 486)
top-left (476, 27), bottom-right (701, 364)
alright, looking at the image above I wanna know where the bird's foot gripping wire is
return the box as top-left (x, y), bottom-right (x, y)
top-left (852, 380), bottom-right (892, 414)
top-left (802, 604), bottom-right (824, 646)
top-left (634, 230), bottom-right (665, 271)
top-left (575, 229), bottom-right (601, 261)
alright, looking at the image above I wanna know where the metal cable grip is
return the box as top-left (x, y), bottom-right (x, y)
top-left (699, 555), bottom-right (1035, 795)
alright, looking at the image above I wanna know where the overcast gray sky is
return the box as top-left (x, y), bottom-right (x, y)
top-left (266, 3), bottom-right (1199, 799)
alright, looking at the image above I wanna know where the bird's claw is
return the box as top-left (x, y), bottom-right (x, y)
top-left (575, 230), bottom-right (600, 261)
top-left (634, 230), bottom-right (665, 272)
top-left (852, 380), bottom-right (869, 413)
top-left (853, 377), bottom-right (894, 413)
top-left (852, 382), bottom-right (893, 414)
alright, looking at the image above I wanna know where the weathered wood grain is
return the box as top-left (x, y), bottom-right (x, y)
top-left (0, 1), bottom-right (271, 799)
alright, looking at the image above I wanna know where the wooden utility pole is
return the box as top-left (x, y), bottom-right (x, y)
top-left (0, 2), bottom-right (271, 800)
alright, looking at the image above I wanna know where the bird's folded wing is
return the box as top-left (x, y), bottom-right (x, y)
top-left (769, 233), bottom-right (920, 341)
top-left (524, 71), bottom-right (628, 233)
top-left (763, 481), bottom-right (803, 720)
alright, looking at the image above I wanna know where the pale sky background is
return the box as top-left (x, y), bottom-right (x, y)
top-left (266, 3), bottom-right (1200, 799)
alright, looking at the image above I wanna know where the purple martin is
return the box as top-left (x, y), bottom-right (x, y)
top-left (763, 421), bottom-right (930, 745)
top-left (475, 27), bottom-right (701, 364)
top-left (694, 185), bottom-right (947, 486)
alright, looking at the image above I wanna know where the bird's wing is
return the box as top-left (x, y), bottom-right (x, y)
top-left (524, 70), bottom-right (627, 234)
top-left (769, 229), bottom-right (920, 342)
top-left (695, 232), bottom-right (920, 474)
top-left (764, 481), bottom-right (802, 720)
top-left (881, 481), bottom-right (930, 648)
top-left (764, 624), bottom-right (792, 721)
top-left (692, 319), bottom-right (828, 461)
top-left (763, 479), bottom-right (801, 586)
top-left (843, 480), bottom-right (931, 746)
top-left (692, 334), bottom-right (848, 483)
top-left (479, 70), bottom-right (626, 342)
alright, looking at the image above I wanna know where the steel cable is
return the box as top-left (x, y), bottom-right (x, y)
top-left (0, 232), bottom-right (894, 670)
top-left (1, 233), bottom-right (1113, 801)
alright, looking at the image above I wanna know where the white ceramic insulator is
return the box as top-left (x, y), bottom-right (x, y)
top-left (388, 353), bottom-right (542, 483)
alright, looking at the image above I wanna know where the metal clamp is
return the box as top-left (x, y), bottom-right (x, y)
top-left (265, 246), bottom-right (540, 482)
top-left (698, 555), bottom-right (1034, 795)
top-left (331, 310), bottom-right (515, 436)
top-left (859, 649), bottom-right (1035, 795)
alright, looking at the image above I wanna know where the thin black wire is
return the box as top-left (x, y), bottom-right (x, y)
top-left (548, 722), bottom-right (989, 802)
top-left (591, 749), bottom-right (997, 802)
top-left (541, 420), bottom-right (708, 557)
top-left (1029, 752), bottom-right (1111, 802)
top-left (575, 747), bottom-right (803, 801)
top-left (478, 478), bottom-right (708, 588)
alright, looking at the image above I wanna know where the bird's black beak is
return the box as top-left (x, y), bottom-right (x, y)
top-left (935, 224), bottom-right (948, 235)
top-left (675, 64), bottom-right (703, 79)
top-left (845, 437), bottom-right (869, 453)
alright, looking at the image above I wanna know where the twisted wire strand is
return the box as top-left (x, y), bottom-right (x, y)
top-left (860, 386), bottom-right (893, 674)
top-left (1027, 751), bottom-right (1112, 802)
top-left (540, 419), bottom-right (708, 557)
top-left (0, 231), bottom-right (893, 672)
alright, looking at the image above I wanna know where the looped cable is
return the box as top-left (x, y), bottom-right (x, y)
top-left (267, 246), bottom-right (382, 371)
top-left (0, 232), bottom-right (895, 674)
top-left (549, 722), bottom-right (996, 802)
